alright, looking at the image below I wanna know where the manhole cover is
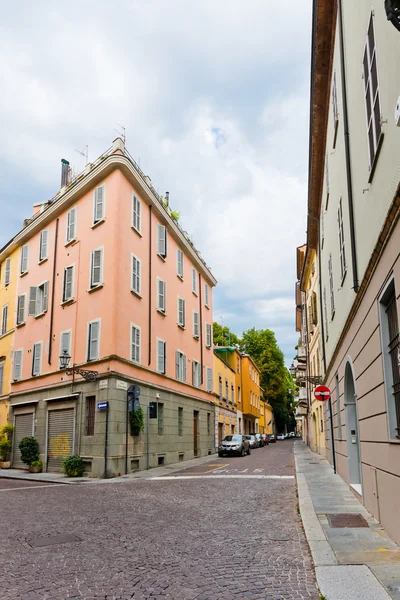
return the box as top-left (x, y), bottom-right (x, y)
top-left (26, 534), bottom-right (82, 548)
top-left (327, 514), bottom-right (368, 528)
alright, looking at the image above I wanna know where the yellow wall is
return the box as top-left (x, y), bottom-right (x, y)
top-left (264, 403), bottom-right (274, 435)
top-left (213, 352), bottom-right (237, 410)
top-left (0, 248), bottom-right (19, 427)
top-left (241, 355), bottom-right (261, 419)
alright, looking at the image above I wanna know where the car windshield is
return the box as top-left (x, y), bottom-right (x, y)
top-left (245, 435), bottom-right (255, 440)
top-left (223, 435), bottom-right (242, 442)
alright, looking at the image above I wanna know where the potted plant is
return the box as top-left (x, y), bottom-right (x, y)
top-left (19, 436), bottom-right (40, 471)
top-left (29, 459), bottom-right (43, 473)
top-left (129, 406), bottom-right (144, 436)
top-left (0, 424), bottom-right (14, 468)
top-left (170, 210), bottom-right (180, 222)
top-left (63, 455), bottom-right (84, 477)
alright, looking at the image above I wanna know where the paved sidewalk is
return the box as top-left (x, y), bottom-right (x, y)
top-left (295, 441), bottom-right (400, 600)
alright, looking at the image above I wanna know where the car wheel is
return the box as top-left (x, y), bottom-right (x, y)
top-left (241, 447), bottom-right (245, 457)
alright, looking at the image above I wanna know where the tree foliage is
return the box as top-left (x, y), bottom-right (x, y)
top-left (213, 322), bottom-right (240, 347)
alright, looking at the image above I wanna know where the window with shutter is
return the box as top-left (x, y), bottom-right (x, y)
top-left (157, 224), bottom-right (167, 258)
top-left (323, 287), bottom-right (329, 341)
top-left (311, 292), bottom-right (318, 325)
top-left (192, 268), bottom-right (197, 294)
top-left (337, 198), bottom-right (347, 281)
top-left (225, 380), bottom-right (229, 400)
top-left (90, 249), bottom-right (103, 288)
top-left (29, 287), bottom-right (37, 316)
top-left (204, 283), bottom-right (209, 307)
top-left (157, 339), bottom-right (166, 374)
top-left (0, 362), bottom-right (4, 396)
top-left (86, 397), bottom-right (96, 436)
top-left (218, 376), bottom-right (222, 398)
top-left (1, 305), bottom-right (8, 336)
top-left (131, 325), bottom-right (141, 363)
top-left (231, 384), bottom-right (234, 403)
top-left (66, 207), bottom-right (77, 243)
top-left (13, 349), bottom-right (22, 381)
top-left (363, 14), bottom-right (382, 171)
top-left (192, 361), bottom-right (200, 387)
top-left (32, 342), bottom-right (42, 376)
top-left (87, 320), bottom-right (100, 361)
top-left (176, 351), bottom-right (186, 382)
top-left (176, 249), bottom-right (183, 278)
top-left (4, 258), bottom-right (11, 286)
top-left (17, 295), bottom-right (26, 325)
top-left (20, 245), bottom-right (29, 274)
top-left (93, 185), bottom-right (105, 224)
top-left (131, 255), bottom-right (141, 295)
top-left (132, 194), bottom-right (141, 233)
top-left (206, 367), bottom-right (212, 393)
top-left (157, 278), bottom-right (166, 312)
top-left (328, 255), bottom-right (335, 317)
top-left (206, 323), bottom-right (212, 348)
top-left (177, 297), bottom-right (185, 327)
top-left (193, 311), bottom-right (199, 338)
top-left (63, 266), bottom-right (74, 302)
top-left (32, 281), bottom-right (49, 315)
top-left (39, 229), bottom-right (49, 261)
top-left (60, 330), bottom-right (71, 360)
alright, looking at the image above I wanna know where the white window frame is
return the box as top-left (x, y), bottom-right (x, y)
top-left (62, 265), bottom-right (75, 303)
top-left (4, 258), bottom-right (11, 286)
top-left (328, 254), bottom-right (335, 318)
top-left (13, 349), bottom-right (23, 381)
top-left (157, 278), bottom-right (166, 313)
top-left (132, 194), bottom-right (141, 234)
top-left (28, 281), bottom-right (49, 317)
top-left (66, 206), bottom-right (77, 244)
top-left (130, 323), bottom-right (141, 364)
top-left (131, 254), bottom-right (141, 295)
top-left (204, 283), bottom-right (209, 307)
top-left (192, 360), bottom-right (201, 387)
top-left (93, 184), bottom-right (105, 225)
top-left (87, 319), bottom-right (101, 362)
top-left (59, 330), bottom-right (72, 365)
top-left (20, 244), bottom-right (29, 275)
top-left (176, 249), bottom-right (183, 279)
top-left (192, 268), bottom-right (197, 295)
top-left (157, 224), bottom-right (167, 259)
top-left (363, 13), bottom-right (382, 171)
top-left (90, 248), bottom-right (104, 289)
top-left (39, 229), bottom-right (49, 262)
top-left (177, 297), bottom-right (185, 328)
top-left (16, 294), bottom-right (26, 326)
top-left (32, 341), bottom-right (43, 376)
top-left (176, 350), bottom-right (186, 382)
top-left (157, 338), bottom-right (166, 374)
top-left (205, 323), bottom-right (212, 348)
top-left (193, 311), bottom-right (200, 339)
top-left (1, 305), bottom-right (8, 336)
top-left (337, 198), bottom-right (347, 282)
top-left (206, 367), bottom-right (213, 393)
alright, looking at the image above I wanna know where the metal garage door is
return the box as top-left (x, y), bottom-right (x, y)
top-left (13, 413), bottom-right (34, 468)
top-left (47, 408), bottom-right (75, 472)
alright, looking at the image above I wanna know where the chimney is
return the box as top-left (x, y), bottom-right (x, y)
top-left (61, 159), bottom-right (70, 187)
top-left (165, 191), bottom-right (169, 206)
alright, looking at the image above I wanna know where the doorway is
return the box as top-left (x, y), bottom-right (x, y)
top-left (193, 411), bottom-right (199, 457)
top-left (218, 422), bottom-right (223, 445)
top-left (344, 362), bottom-right (362, 494)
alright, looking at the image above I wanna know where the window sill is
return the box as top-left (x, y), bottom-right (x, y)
top-left (368, 132), bottom-right (385, 184)
top-left (91, 219), bottom-right (105, 229)
top-left (61, 298), bottom-right (75, 307)
top-left (38, 257), bottom-right (48, 265)
top-left (65, 238), bottom-right (77, 248)
top-left (131, 226), bottom-right (142, 237)
top-left (177, 324), bottom-right (185, 330)
top-left (157, 253), bottom-right (167, 262)
top-left (205, 304), bottom-right (210, 310)
top-left (131, 290), bottom-right (142, 299)
top-left (0, 328), bottom-right (15, 339)
top-left (206, 345), bottom-right (211, 350)
top-left (340, 270), bottom-right (347, 287)
top-left (389, 439), bottom-right (400, 445)
top-left (193, 335), bottom-right (199, 341)
top-left (177, 274), bottom-right (184, 281)
top-left (20, 271), bottom-right (28, 278)
top-left (88, 284), bottom-right (103, 294)
top-left (34, 312), bottom-right (46, 320)
top-left (157, 308), bottom-right (166, 317)
top-left (192, 291), bottom-right (198, 297)
top-left (16, 322), bottom-right (26, 328)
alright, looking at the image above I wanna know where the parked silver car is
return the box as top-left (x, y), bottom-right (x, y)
top-left (218, 435), bottom-right (251, 457)
top-left (245, 434), bottom-right (259, 449)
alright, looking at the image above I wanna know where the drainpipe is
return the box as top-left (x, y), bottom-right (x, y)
top-left (338, 0), bottom-right (359, 293)
top-left (48, 218), bottom-right (59, 365)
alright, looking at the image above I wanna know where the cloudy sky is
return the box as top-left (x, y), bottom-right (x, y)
top-left (0, 1), bottom-right (311, 365)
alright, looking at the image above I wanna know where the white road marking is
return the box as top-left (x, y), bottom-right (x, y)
top-left (150, 475), bottom-right (295, 480)
top-left (0, 484), bottom-right (66, 492)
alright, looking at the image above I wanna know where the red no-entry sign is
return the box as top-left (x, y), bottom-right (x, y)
top-left (314, 385), bottom-right (331, 402)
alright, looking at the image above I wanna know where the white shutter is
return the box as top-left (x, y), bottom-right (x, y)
top-left (157, 340), bottom-right (165, 373)
top-left (207, 368), bottom-right (213, 393)
top-left (157, 224), bottom-right (167, 257)
top-left (131, 326), bottom-right (140, 363)
top-left (94, 185), bottom-right (105, 222)
top-left (193, 312), bottom-right (199, 337)
top-left (178, 298), bottom-right (185, 326)
top-left (28, 287), bottom-right (37, 316)
top-left (177, 249), bottom-right (183, 277)
top-left (43, 281), bottom-right (49, 312)
top-left (67, 208), bottom-right (76, 242)
top-left (21, 245), bottom-right (29, 274)
top-left (1, 305), bottom-right (7, 335)
top-left (17, 295), bottom-right (25, 325)
top-left (132, 256), bottom-right (140, 294)
top-left (132, 195), bottom-right (141, 232)
top-left (32, 342), bottom-right (42, 376)
top-left (206, 323), bottom-right (212, 347)
top-left (204, 283), bottom-right (209, 306)
top-left (192, 268), bottom-right (197, 294)
top-left (4, 258), bottom-right (11, 286)
top-left (176, 351), bottom-right (180, 380)
top-left (63, 267), bottom-right (74, 301)
top-left (183, 355), bottom-right (187, 382)
top-left (40, 230), bottom-right (48, 261)
top-left (13, 350), bottom-right (22, 381)
top-left (91, 249), bottom-right (102, 287)
top-left (60, 331), bottom-right (71, 356)
top-left (158, 279), bottom-right (166, 312)
top-left (88, 321), bottom-right (100, 360)
top-left (192, 361), bottom-right (196, 386)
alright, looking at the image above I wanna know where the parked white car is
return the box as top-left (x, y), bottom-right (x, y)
top-left (277, 433), bottom-right (285, 440)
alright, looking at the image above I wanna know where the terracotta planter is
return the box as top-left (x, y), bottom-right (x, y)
top-left (29, 465), bottom-right (42, 473)
top-left (0, 461), bottom-right (10, 469)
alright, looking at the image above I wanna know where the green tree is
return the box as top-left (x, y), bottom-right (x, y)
top-left (213, 322), bottom-right (240, 347)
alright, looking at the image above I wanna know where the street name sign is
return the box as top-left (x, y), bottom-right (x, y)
top-left (314, 385), bottom-right (331, 402)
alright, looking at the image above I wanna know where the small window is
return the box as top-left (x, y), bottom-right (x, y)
top-left (32, 342), bottom-right (42, 376)
top-left (192, 361), bottom-right (201, 387)
top-left (0, 362), bottom-right (4, 396)
top-left (176, 351), bottom-right (186, 382)
top-left (4, 258), bottom-right (11, 286)
top-left (158, 403), bottom-right (164, 435)
top-left (157, 278), bottom-right (166, 312)
top-left (131, 325), bottom-right (141, 364)
top-left (20, 245), bottom-right (29, 275)
top-left (93, 184), bottom-right (105, 224)
top-left (363, 14), bottom-right (382, 170)
top-left (192, 268), bottom-right (197, 294)
top-left (218, 375), bottom-right (222, 398)
top-left (17, 295), bottom-right (26, 325)
top-left (132, 194), bottom-right (141, 233)
top-left (60, 330), bottom-right (71, 362)
top-left (231, 384), bottom-right (234, 403)
top-left (131, 255), bottom-right (141, 295)
top-left (39, 229), bottom-right (49, 262)
top-left (332, 71), bottom-right (339, 147)
top-left (28, 281), bottom-right (49, 317)
top-left (63, 266), bottom-right (74, 302)
top-left (337, 198), bottom-right (347, 282)
top-left (177, 297), bottom-right (185, 327)
top-left (205, 323), bottom-right (212, 348)
top-left (207, 412), bottom-right (211, 436)
top-left (86, 396), bottom-right (96, 436)
top-left (157, 224), bottom-right (167, 258)
top-left (13, 349), bottom-right (23, 381)
top-left (90, 249), bottom-right (103, 289)
top-left (204, 283), bottom-right (209, 307)
top-left (87, 320), bottom-right (100, 361)
top-left (157, 339), bottom-right (166, 374)
top-left (328, 254), bottom-right (335, 317)
top-left (1, 305), bottom-right (8, 336)
top-left (178, 407), bottom-right (183, 436)
top-left (66, 207), bottom-right (77, 243)
top-left (193, 311), bottom-right (199, 338)
top-left (237, 357), bottom-right (241, 374)
top-left (311, 292), bottom-right (318, 325)
top-left (206, 367), bottom-right (213, 393)
top-left (176, 249), bottom-right (183, 278)
top-left (238, 386), bottom-right (241, 403)
top-left (225, 379), bottom-right (229, 400)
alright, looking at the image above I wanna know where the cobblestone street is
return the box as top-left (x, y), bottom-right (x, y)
top-left (0, 440), bottom-right (319, 600)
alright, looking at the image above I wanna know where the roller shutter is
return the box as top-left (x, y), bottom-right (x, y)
top-left (13, 413), bottom-right (34, 468)
top-left (47, 408), bottom-right (75, 472)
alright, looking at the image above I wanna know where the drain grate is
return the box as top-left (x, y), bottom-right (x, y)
top-left (26, 533), bottom-right (82, 548)
top-left (327, 513), bottom-right (368, 528)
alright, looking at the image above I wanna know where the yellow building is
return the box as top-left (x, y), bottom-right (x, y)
top-left (213, 351), bottom-right (237, 445)
top-left (263, 401), bottom-right (274, 435)
top-left (0, 247), bottom-right (19, 427)
top-left (241, 355), bottom-right (261, 434)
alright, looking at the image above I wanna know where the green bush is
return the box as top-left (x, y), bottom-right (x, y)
top-left (1, 424), bottom-right (14, 439)
top-left (19, 436), bottom-right (40, 466)
top-left (0, 439), bottom-right (12, 461)
top-left (30, 459), bottom-right (43, 469)
top-left (63, 455), bottom-right (84, 477)
top-left (129, 406), bottom-right (144, 434)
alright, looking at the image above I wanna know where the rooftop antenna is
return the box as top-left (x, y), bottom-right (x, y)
top-left (75, 145), bottom-right (89, 165)
top-left (114, 123), bottom-right (126, 144)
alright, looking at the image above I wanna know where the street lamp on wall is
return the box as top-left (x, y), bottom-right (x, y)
top-left (59, 350), bottom-right (98, 382)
